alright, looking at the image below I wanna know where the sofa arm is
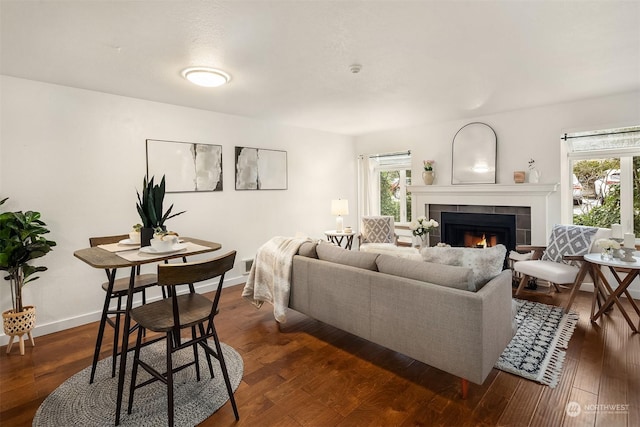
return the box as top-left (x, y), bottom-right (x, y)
top-left (370, 269), bottom-right (513, 385)
top-left (515, 245), bottom-right (546, 260)
top-left (475, 270), bottom-right (516, 380)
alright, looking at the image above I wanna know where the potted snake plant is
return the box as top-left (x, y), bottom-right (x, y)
top-left (136, 175), bottom-right (185, 246)
top-left (0, 197), bottom-right (56, 354)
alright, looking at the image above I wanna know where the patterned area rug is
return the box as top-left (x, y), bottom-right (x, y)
top-left (33, 341), bottom-right (243, 426)
top-left (495, 299), bottom-right (579, 388)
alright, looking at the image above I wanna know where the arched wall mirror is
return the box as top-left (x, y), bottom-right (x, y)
top-left (451, 122), bottom-right (497, 184)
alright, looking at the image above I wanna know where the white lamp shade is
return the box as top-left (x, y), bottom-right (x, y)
top-left (331, 199), bottom-right (349, 216)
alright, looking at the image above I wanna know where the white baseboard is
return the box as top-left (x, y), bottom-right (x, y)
top-left (0, 276), bottom-right (246, 347)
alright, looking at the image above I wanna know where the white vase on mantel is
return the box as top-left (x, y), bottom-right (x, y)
top-left (528, 168), bottom-right (540, 183)
top-left (422, 171), bottom-right (434, 185)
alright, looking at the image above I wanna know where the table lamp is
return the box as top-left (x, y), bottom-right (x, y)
top-left (331, 199), bottom-right (349, 232)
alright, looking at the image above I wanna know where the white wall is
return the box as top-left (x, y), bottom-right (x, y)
top-left (355, 91), bottom-right (640, 235)
top-left (0, 76), bottom-right (357, 343)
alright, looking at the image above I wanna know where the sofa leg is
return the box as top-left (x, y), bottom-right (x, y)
top-left (460, 378), bottom-right (469, 399)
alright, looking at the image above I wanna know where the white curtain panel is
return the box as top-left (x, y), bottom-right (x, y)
top-left (357, 154), bottom-right (378, 219)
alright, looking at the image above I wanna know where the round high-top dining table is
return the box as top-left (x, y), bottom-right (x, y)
top-left (74, 237), bottom-right (222, 425)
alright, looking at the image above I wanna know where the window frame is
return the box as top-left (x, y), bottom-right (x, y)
top-left (562, 126), bottom-right (639, 233)
top-left (374, 164), bottom-right (411, 224)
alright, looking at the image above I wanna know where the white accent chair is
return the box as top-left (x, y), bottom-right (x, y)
top-left (358, 216), bottom-right (398, 251)
top-left (512, 225), bottom-right (611, 311)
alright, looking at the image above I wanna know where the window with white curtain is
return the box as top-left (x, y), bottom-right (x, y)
top-left (564, 126), bottom-right (640, 235)
top-left (357, 151), bottom-right (412, 224)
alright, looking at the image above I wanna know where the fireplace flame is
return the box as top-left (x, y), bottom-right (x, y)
top-left (477, 234), bottom-right (487, 248)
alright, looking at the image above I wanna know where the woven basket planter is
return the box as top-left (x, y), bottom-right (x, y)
top-left (3, 306), bottom-right (36, 355)
top-left (2, 305), bottom-right (36, 337)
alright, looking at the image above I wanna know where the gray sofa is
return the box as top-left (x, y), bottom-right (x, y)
top-left (288, 242), bottom-right (514, 395)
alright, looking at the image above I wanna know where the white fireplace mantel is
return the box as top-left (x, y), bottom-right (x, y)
top-left (408, 183), bottom-right (559, 245)
top-left (407, 183), bottom-right (558, 197)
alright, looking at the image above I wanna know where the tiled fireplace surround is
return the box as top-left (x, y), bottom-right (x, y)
top-left (407, 183), bottom-right (560, 247)
top-left (427, 204), bottom-right (531, 248)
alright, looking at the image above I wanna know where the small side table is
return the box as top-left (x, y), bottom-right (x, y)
top-left (325, 230), bottom-right (355, 250)
top-left (584, 252), bottom-right (640, 333)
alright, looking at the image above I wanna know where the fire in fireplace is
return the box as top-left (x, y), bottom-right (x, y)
top-left (463, 233), bottom-right (498, 248)
top-left (441, 212), bottom-right (516, 253)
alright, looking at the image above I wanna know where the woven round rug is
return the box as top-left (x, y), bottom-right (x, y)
top-left (33, 341), bottom-right (243, 426)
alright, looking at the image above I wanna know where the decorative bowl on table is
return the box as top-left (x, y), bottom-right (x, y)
top-left (150, 234), bottom-right (179, 252)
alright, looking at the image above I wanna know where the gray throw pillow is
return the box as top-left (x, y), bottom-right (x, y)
top-left (316, 242), bottom-right (379, 271)
top-left (376, 255), bottom-right (473, 291)
top-left (421, 244), bottom-right (507, 291)
top-left (541, 224), bottom-right (598, 265)
top-left (361, 216), bottom-right (394, 244)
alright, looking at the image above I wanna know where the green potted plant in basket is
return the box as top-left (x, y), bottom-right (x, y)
top-left (0, 197), bottom-right (56, 355)
top-left (136, 175), bottom-right (185, 246)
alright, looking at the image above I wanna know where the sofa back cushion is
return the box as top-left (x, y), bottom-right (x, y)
top-left (376, 255), bottom-right (473, 291)
top-left (316, 242), bottom-right (379, 271)
top-left (421, 244), bottom-right (506, 291)
top-left (297, 241), bottom-right (319, 258)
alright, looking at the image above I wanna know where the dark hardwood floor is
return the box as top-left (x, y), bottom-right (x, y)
top-left (1, 284), bottom-right (638, 426)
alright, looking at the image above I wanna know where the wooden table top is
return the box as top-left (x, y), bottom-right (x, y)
top-left (73, 237), bottom-right (222, 269)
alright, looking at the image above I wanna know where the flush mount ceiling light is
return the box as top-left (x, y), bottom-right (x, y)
top-left (181, 67), bottom-right (231, 87)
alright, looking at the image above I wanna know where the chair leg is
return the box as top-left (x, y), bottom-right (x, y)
top-left (90, 291), bottom-right (113, 384)
top-left (210, 323), bottom-right (239, 420)
top-left (565, 262), bottom-right (589, 312)
top-left (112, 296), bottom-right (123, 378)
top-left (127, 327), bottom-right (144, 415)
top-left (515, 274), bottom-right (530, 297)
top-left (167, 332), bottom-right (175, 427)
top-left (199, 323), bottom-right (215, 378)
top-left (191, 326), bottom-right (201, 382)
top-left (140, 290), bottom-right (147, 338)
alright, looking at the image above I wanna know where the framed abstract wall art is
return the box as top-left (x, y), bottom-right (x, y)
top-left (146, 139), bottom-right (223, 192)
top-left (235, 146), bottom-right (288, 190)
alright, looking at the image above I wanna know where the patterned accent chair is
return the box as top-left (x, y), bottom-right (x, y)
top-left (512, 224), bottom-right (611, 310)
top-left (358, 216), bottom-right (398, 251)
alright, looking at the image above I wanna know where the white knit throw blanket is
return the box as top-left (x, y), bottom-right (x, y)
top-left (241, 236), bottom-right (310, 323)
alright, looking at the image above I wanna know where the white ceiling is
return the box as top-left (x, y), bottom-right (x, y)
top-left (1, 1), bottom-right (639, 135)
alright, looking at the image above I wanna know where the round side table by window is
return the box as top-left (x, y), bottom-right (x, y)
top-left (584, 252), bottom-right (640, 333)
top-left (325, 230), bottom-right (355, 250)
